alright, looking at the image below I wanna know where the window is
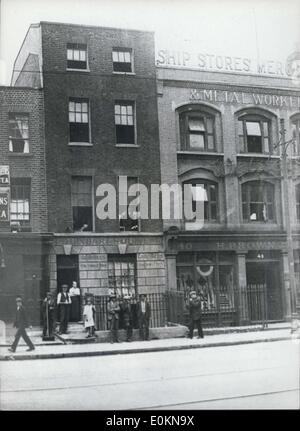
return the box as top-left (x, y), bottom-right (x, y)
top-left (115, 102), bottom-right (135, 145)
top-left (67, 43), bottom-right (88, 70)
top-left (69, 98), bottom-right (90, 143)
top-left (183, 180), bottom-right (218, 221)
top-left (71, 176), bottom-right (93, 231)
top-left (9, 114), bottom-right (29, 153)
top-left (112, 49), bottom-right (133, 73)
top-left (108, 255), bottom-right (137, 298)
top-left (180, 112), bottom-right (215, 151)
top-left (242, 181), bottom-right (275, 222)
top-left (296, 184), bottom-right (300, 221)
top-left (119, 176), bottom-right (139, 232)
top-left (10, 178), bottom-right (31, 224)
top-left (292, 117), bottom-right (300, 155)
top-left (238, 115), bottom-right (271, 153)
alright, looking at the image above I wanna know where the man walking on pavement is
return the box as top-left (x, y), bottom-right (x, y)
top-left (186, 290), bottom-right (204, 339)
top-left (57, 284), bottom-right (71, 334)
top-left (8, 296), bottom-right (35, 352)
top-left (138, 294), bottom-right (151, 341)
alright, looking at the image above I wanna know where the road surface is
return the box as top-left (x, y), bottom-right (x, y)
top-left (0, 339), bottom-right (299, 410)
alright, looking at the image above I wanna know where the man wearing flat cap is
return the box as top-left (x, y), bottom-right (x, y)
top-left (186, 290), bottom-right (204, 339)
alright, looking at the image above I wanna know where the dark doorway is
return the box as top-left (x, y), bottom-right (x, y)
top-left (246, 258), bottom-right (283, 321)
top-left (56, 255), bottom-right (79, 292)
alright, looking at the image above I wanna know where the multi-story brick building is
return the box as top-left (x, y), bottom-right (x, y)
top-left (11, 22), bottom-right (165, 310)
top-left (157, 63), bottom-right (300, 325)
top-left (0, 86), bottom-right (51, 322)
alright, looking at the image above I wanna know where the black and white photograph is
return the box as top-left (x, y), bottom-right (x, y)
top-left (0, 0), bottom-right (299, 413)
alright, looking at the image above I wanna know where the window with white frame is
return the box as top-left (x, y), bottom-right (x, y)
top-left (238, 115), bottom-right (271, 154)
top-left (242, 181), bottom-right (275, 222)
top-left (71, 176), bottom-right (93, 232)
top-left (112, 49), bottom-right (133, 73)
top-left (115, 102), bottom-right (135, 145)
top-left (69, 98), bottom-right (90, 143)
top-left (67, 43), bottom-right (88, 70)
top-left (9, 114), bottom-right (29, 153)
top-left (179, 111), bottom-right (216, 151)
top-left (10, 178), bottom-right (31, 224)
top-left (183, 180), bottom-right (218, 221)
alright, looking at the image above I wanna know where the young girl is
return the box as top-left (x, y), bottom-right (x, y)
top-left (83, 296), bottom-right (96, 338)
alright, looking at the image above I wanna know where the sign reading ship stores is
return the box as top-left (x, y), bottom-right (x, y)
top-left (189, 88), bottom-right (300, 108)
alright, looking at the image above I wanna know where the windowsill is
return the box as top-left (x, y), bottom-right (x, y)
top-left (113, 71), bottom-right (135, 76)
top-left (68, 142), bottom-right (93, 147)
top-left (66, 68), bottom-right (90, 73)
top-left (177, 151), bottom-right (224, 156)
top-left (237, 153), bottom-right (280, 158)
top-left (8, 152), bottom-right (33, 157)
top-left (115, 144), bottom-right (139, 148)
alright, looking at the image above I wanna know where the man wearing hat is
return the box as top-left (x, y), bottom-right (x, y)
top-left (186, 291), bottom-right (204, 339)
top-left (42, 291), bottom-right (56, 338)
top-left (138, 294), bottom-right (151, 341)
top-left (120, 295), bottom-right (133, 342)
top-left (107, 294), bottom-right (120, 343)
top-left (57, 284), bottom-right (71, 334)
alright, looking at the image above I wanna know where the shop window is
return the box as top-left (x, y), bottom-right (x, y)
top-left (71, 176), bottom-right (93, 231)
top-left (296, 184), bottom-right (300, 221)
top-left (67, 43), bottom-right (88, 70)
top-left (69, 98), bottom-right (90, 143)
top-left (179, 111), bottom-right (215, 151)
top-left (292, 116), bottom-right (300, 155)
top-left (183, 179), bottom-right (218, 222)
top-left (108, 255), bottom-right (137, 298)
top-left (238, 115), bottom-right (271, 154)
top-left (115, 101), bottom-right (135, 145)
top-left (242, 181), bottom-right (275, 222)
top-left (119, 176), bottom-right (139, 232)
top-left (9, 114), bottom-right (29, 153)
top-left (10, 178), bottom-right (31, 224)
top-left (112, 49), bottom-right (133, 73)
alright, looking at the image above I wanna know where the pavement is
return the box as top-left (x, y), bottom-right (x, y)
top-left (0, 322), bottom-right (298, 361)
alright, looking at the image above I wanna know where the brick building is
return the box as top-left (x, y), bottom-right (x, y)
top-left (11, 22), bottom-right (165, 311)
top-left (0, 86), bottom-right (51, 322)
top-left (157, 64), bottom-right (300, 325)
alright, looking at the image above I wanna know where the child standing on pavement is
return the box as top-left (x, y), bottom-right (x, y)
top-left (83, 296), bottom-right (96, 338)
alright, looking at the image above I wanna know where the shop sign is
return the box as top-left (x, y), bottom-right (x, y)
top-left (0, 166), bottom-right (10, 185)
top-left (0, 187), bottom-right (9, 222)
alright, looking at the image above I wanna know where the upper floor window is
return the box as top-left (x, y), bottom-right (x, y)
top-left (292, 116), bottom-right (300, 156)
top-left (119, 176), bottom-right (139, 232)
top-left (112, 49), bottom-right (133, 73)
top-left (67, 43), bottom-right (88, 70)
top-left (69, 98), bottom-right (90, 143)
top-left (10, 178), bottom-right (31, 224)
top-left (179, 111), bottom-right (215, 152)
top-left (115, 102), bottom-right (135, 145)
top-left (242, 181), bottom-right (275, 222)
top-left (183, 180), bottom-right (218, 222)
top-left (71, 176), bottom-right (93, 232)
top-left (9, 114), bottom-right (29, 153)
top-left (296, 184), bottom-right (300, 221)
top-left (238, 115), bottom-right (271, 154)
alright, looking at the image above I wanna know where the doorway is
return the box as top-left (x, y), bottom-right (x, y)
top-left (246, 257), bottom-right (283, 321)
top-left (56, 255), bottom-right (79, 292)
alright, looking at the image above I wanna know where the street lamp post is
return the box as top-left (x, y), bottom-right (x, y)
top-left (278, 119), bottom-right (299, 332)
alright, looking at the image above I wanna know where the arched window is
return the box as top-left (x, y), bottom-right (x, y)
top-left (179, 107), bottom-right (217, 152)
top-left (291, 116), bottom-right (300, 155)
top-left (183, 179), bottom-right (218, 221)
top-left (238, 113), bottom-right (272, 154)
top-left (296, 183), bottom-right (300, 221)
top-left (242, 181), bottom-right (275, 222)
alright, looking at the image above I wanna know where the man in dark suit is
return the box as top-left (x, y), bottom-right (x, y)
top-left (107, 294), bottom-right (120, 343)
top-left (57, 284), bottom-right (71, 334)
top-left (120, 295), bottom-right (133, 342)
top-left (138, 294), bottom-right (151, 341)
top-left (8, 296), bottom-right (35, 352)
top-left (186, 291), bottom-right (204, 339)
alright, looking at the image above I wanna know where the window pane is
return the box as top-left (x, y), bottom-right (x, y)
top-left (115, 104), bottom-right (121, 114)
top-left (75, 103), bottom-right (82, 112)
top-left (127, 105), bottom-right (133, 115)
top-left (81, 113), bottom-right (88, 123)
top-left (246, 121), bottom-right (261, 136)
top-left (121, 106), bottom-right (127, 115)
top-left (67, 49), bottom-right (73, 60)
top-left (263, 122), bottom-right (269, 136)
top-left (69, 101), bottom-right (75, 111)
top-left (79, 50), bottom-right (86, 61)
top-left (264, 137), bottom-right (270, 153)
top-left (112, 51), bottom-right (119, 62)
top-left (119, 52), bottom-right (125, 62)
top-left (81, 103), bottom-right (88, 112)
top-left (190, 134), bottom-right (205, 149)
top-left (121, 115), bottom-right (127, 125)
top-left (238, 120), bottom-right (244, 135)
top-left (189, 118), bottom-right (205, 131)
top-left (124, 52), bottom-right (131, 62)
top-left (207, 135), bottom-right (215, 150)
top-left (75, 112), bottom-right (81, 122)
top-left (69, 112), bottom-right (75, 122)
top-left (206, 118), bottom-right (213, 133)
top-left (73, 50), bottom-right (80, 61)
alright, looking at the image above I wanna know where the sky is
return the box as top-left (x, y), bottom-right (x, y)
top-left (0, 0), bottom-right (300, 85)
